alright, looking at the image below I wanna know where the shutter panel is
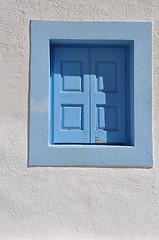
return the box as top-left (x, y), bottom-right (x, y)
top-left (90, 48), bottom-right (126, 144)
top-left (53, 47), bottom-right (90, 143)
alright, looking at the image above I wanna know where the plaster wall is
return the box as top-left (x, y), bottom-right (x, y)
top-left (0, 0), bottom-right (159, 239)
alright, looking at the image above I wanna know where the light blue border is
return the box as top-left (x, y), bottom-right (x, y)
top-left (29, 21), bottom-right (152, 167)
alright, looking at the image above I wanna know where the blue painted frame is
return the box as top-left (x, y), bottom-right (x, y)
top-left (29, 21), bottom-right (152, 167)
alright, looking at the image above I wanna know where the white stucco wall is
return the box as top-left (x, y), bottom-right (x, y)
top-left (0, 0), bottom-right (159, 239)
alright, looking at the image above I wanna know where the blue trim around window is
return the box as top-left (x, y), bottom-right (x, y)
top-left (29, 21), bottom-right (152, 167)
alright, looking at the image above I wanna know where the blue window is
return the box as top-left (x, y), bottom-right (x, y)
top-left (51, 46), bottom-right (129, 145)
top-left (29, 21), bottom-right (152, 167)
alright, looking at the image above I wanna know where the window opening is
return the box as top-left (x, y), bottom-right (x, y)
top-left (50, 44), bottom-right (130, 145)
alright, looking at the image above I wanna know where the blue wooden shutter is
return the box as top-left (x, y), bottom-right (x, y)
top-left (52, 47), bottom-right (126, 144)
top-left (53, 47), bottom-right (90, 143)
top-left (90, 48), bottom-right (126, 144)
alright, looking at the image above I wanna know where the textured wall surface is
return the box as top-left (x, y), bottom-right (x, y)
top-left (0, 0), bottom-right (159, 239)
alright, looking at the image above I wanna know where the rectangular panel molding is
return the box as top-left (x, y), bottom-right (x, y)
top-left (96, 105), bottom-right (118, 131)
top-left (61, 61), bottom-right (83, 92)
top-left (96, 61), bottom-right (118, 93)
top-left (61, 105), bottom-right (83, 130)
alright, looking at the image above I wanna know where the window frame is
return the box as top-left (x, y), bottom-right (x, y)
top-left (29, 21), bottom-right (152, 167)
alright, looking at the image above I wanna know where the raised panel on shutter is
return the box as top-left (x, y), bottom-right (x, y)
top-left (53, 47), bottom-right (90, 143)
top-left (90, 48), bottom-right (126, 144)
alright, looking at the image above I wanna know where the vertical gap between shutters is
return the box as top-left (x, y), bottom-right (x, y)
top-left (89, 48), bottom-right (92, 143)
